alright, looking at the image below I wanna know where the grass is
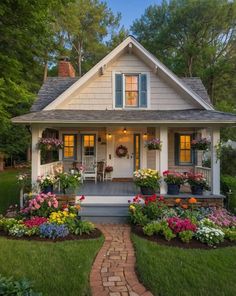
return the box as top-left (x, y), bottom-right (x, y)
top-left (0, 236), bottom-right (103, 296)
top-left (0, 169), bottom-right (22, 213)
top-left (132, 234), bottom-right (236, 296)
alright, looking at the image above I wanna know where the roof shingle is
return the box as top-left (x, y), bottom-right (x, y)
top-left (12, 109), bottom-right (236, 124)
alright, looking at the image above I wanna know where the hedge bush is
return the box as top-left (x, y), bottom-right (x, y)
top-left (221, 175), bottom-right (236, 214)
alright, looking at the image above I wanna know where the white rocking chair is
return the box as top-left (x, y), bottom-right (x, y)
top-left (82, 156), bottom-right (97, 183)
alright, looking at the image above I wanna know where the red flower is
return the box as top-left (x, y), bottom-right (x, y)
top-left (158, 195), bottom-right (164, 202)
top-left (80, 195), bottom-right (85, 201)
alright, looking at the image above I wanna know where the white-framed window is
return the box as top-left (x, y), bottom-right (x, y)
top-left (113, 72), bottom-right (149, 109)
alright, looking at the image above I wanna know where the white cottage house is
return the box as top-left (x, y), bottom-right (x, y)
top-left (12, 36), bottom-right (236, 219)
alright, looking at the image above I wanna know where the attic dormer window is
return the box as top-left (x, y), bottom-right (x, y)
top-left (114, 73), bottom-right (148, 108)
top-left (125, 75), bottom-right (139, 107)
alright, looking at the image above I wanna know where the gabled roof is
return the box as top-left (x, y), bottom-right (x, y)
top-left (12, 109), bottom-right (236, 124)
top-left (31, 77), bottom-right (213, 112)
top-left (41, 36), bottom-right (214, 111)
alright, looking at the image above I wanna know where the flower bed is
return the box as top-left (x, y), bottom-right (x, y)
top-left (129, 195), bottom-right (236, 248)
top-left (0, 193), bottom-right (101, 241)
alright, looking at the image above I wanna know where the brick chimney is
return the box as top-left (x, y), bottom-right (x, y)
top-left (58, 57), bottom-right (75, 78)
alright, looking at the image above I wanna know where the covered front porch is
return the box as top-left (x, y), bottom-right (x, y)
top-left (34, 123), bottom-right (220, 197)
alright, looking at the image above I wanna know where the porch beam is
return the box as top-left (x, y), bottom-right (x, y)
top-left (211, 127), bottom-right (220, 195)
top-left (159, 126), bottom-right (168, 194)
top-left (31, 126), bottom-right (43, 186)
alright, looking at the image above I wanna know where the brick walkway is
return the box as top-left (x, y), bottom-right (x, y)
top-left (90, 224), bottom-right (153, 296)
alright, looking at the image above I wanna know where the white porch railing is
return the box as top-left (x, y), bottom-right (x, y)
top-left (195, 166), bottom-right (211, 188)
top-left (40, 161), bottom-right (63, 176)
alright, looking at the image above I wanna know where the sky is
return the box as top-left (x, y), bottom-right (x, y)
top-left (106, 0), bottom-right (162, 30)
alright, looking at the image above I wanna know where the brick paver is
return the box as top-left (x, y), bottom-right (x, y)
top-left (90, 224), bottom-right (153, 296)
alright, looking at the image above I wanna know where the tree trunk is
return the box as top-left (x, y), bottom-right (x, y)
top-left (77, 40), bottom-right (82, 77)
top-left (43, 59), bottom-right (48, 82)
top-left (188, 56), bottom-right (193, 77)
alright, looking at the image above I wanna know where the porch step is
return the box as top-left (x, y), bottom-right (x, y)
top-left (80, 203), bottom-right (130, 223)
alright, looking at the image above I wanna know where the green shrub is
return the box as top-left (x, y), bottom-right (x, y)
top-left (0, 218), bottom-right (19, 232)
top-left (143, 220), bottom-right (175, 241)
top-left (129, 204), bottom-right (149, 226)
top-left (220, 146), bottom-right (236, 176)
top-left (143, 221), bottom-right (161, 236)
top-left (224, 228), bottom-right (236, 241)
top-left (179, 230), bottom-right (194, 243)
top-left (71, 220), bottom-right (95, 236)
top-left (221, 175), bottom-right (236, 214)
top-left (0, 275), bottom-right (42, 295)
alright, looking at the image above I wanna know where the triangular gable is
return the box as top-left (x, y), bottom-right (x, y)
top-left (43, 36), bottom-right (214, 111)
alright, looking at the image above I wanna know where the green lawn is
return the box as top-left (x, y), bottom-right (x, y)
top-left (132, 234), bottom-right (236, 296)
top-left (0, 169), bottom-right (22, 213)
top-left (0, 237), bottom-right (103, 296)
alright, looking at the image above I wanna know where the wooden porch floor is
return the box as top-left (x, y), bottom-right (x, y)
top-left (77, 181), bottom-right (139, 196)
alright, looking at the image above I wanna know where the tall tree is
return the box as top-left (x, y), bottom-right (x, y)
top-left (0, 0), bottom-right (69, 159)
top-left (57, 0), bottom-right (121, 76)
top-left (131, 0), bottom-right (236, 105)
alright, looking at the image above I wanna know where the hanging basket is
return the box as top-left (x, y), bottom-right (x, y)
top-left (116, 145), bottom-right (128, 158)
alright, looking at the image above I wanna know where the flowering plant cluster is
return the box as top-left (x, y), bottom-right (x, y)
top-left (0, 195), bottom-right (96, 240)
top-left (128, 195), bottom-right (236, 247)
top-left (37, 138), bottom-right (63, 151)
top-left (23, 217), bottom-right (48, 228)
top-left (195, 227), bottom-right (224, 246)
top-left (163, 170), bottom-right (185, 185)
top-left (145, 138), bottom-right (162, 150)
top-left (208, 208), bottom-right (236, 228)
top-left (186, 172), bottom-right (209, 190)
top-left (37, 174), bottom-right (55, 189)
top-left (133, 169), bottom-right (160, 190)
top-left (167, 217), bottom-right (197, 234)
top-left (191, 137), bottom-right (210, 150)
top-left (17, 173), bottom-right (30, 187)
top-left (21, 192), bottom-right (59, 217)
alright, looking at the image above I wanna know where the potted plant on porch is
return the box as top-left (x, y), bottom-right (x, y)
top-left (56, 172), bottom-right (81, 195)
top-left (37, 174), bottom-right (55, 194)
top-left (133, 169), bottom-right (160, 195)
top-left (163, 170), bottom-right (185, 195)
top-left (186, 172), bottom-right (210, 195)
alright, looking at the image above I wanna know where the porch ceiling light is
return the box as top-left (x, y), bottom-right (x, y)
top-left (108, 133), bottom-right (112, 138)
top-left (123, 128), bottom-right (127, 134)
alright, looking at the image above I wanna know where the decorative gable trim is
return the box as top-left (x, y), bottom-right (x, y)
top-left (43, 36), bottom-right (214, 111)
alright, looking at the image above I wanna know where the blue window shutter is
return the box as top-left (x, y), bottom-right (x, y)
top-left (174, 133), bottom-right (180, 165)
top-left (115, 74), bottom-right (123, 107)
top-left (139, 74), bottom-right (147, 107)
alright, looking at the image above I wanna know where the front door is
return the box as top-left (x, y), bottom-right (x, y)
top-left (113, 133), bottom-right (136, 178)
top-left (82, 134), bottom-right (96, 171)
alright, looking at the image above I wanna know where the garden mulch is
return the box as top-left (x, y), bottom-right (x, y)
top-left (90, 224), bottom-right (153, 296)
top-left (132, 225), bottom-right (236, 250)
top-left (0, 228), bottom-right (102, 242)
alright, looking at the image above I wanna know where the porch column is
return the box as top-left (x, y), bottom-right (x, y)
top-left (155, 127), bottom-right (160, 171)
top-left (211, 127), bottom-right (220, 195)
top-left (159, 126), bottom-right (168, 194)
top-left (31, 126), bottom-right (43, 186)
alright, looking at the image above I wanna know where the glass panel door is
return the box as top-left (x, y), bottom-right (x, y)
top-left (134, 134), bottom-right (140, 170)
top-left (82, 135), bottom-right (96, 171)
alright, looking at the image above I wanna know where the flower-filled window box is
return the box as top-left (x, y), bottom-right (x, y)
top-left (191, 138), bottom-right (210, 151)
top-left (145, 138), bottom-right (162, 150)
top-left (37, 138), bottom-right (64, 151)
